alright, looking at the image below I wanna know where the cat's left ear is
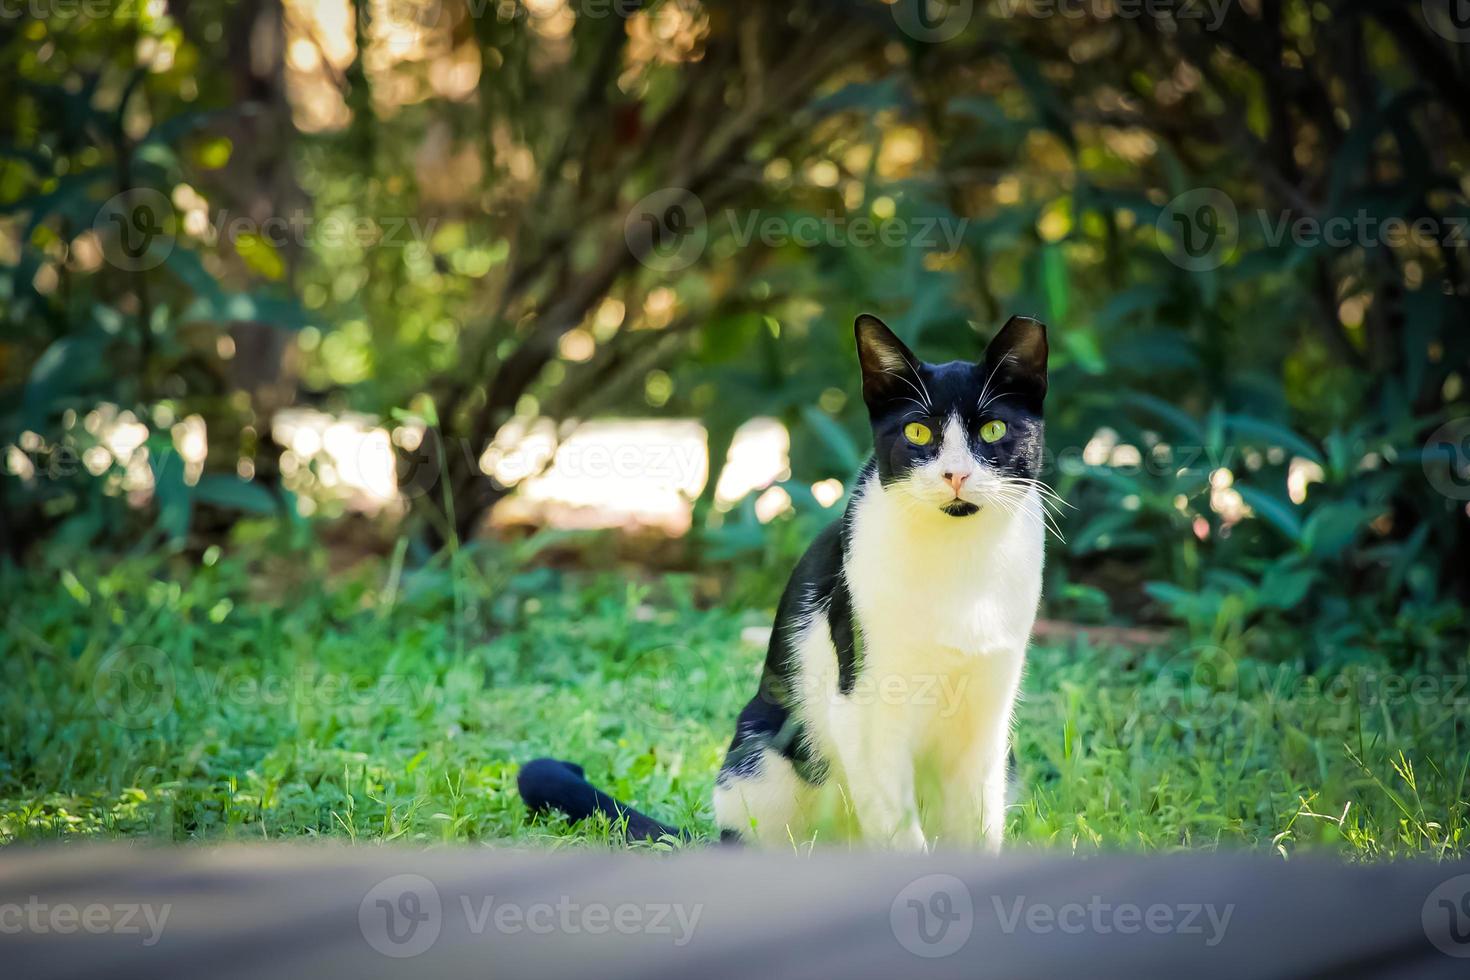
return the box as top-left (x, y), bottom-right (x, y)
top-left (981, 315), bottom-right (1048, 402)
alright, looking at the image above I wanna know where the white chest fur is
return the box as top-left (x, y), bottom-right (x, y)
top-left (786, 473), bottom-right (1045, 850)
top-left (845, 473), bottom-right (1044, 657)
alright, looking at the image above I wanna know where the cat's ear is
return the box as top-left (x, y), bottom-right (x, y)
top-left (981, 315), bottom-right (1048, 402)
top-left (855, 313), bottom-right (922, 407)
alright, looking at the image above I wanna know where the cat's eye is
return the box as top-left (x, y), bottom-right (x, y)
top-left (980, 420), bottom-right (1007, 443)
top-left (903, 422), bottom-right (933, 446)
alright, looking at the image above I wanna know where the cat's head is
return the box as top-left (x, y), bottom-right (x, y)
top-left (855, 313), bottom-right (1048, 518)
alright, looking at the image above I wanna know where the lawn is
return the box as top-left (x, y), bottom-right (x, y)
top-left (2, 537), bottom-right (1466, 860)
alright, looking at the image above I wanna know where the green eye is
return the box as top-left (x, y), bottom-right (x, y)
top-left (903, 422), bottom-right (933, 446)
top-left (980, 419), bottom-right (1007, 443)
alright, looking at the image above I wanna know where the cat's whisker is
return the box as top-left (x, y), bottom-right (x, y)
top-left (1003, 499), bottom-right (1064, 542)
top-left (1011, 476), bottom-right (1070, 504)
top-left (975, 353), bottom-right (1014, 415)
top-left (896, 398), bottom-right (931, 417)
top-left (1002, 476), bottom-right (1073, 511)
top-left (1006, 487), bottom-right (1067, 540)
top-left (883, 369), bottom-right (933, 412)
top-left (1029, 494), bottom-right (1068, 519)
top-left (987, 481), bottom-right (1066, 541)
top-left (908, 360), bottom-right (935, 411)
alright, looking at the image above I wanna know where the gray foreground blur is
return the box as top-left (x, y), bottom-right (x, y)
top-left (2, 844), bottom-right (1467, 978)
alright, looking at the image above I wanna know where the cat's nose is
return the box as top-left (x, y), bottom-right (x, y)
top-left (943, 471), bottom-right (969, 495)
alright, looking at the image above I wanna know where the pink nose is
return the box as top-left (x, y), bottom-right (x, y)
top-left (944, 471), bottom-right (969, 496)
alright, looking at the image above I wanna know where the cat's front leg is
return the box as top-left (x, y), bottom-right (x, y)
top-left (933, 749), bottom-right (1009, 852)
top-left (930, 651), bottom-right (1023, 852)
top-left (845, 761), bottom-right (928, 851)
top-left (829, 698), bottom-right (927, 850)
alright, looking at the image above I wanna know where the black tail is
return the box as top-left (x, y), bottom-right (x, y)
top-left (517, 758), bottom-right (692, 844)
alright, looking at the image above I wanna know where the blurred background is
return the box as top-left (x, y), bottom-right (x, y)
top-left (2, 1), bottom-right (1469, 849)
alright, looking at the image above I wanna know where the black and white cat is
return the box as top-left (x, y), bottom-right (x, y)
top-left (520, 313), bottom-right (1049, 851)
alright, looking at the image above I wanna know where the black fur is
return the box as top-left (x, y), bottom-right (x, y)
top-left (517, 758), bottom-right (689, 843)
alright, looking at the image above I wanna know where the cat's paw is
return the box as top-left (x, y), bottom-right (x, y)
top-left (892, 823), bottom-right (930, 853)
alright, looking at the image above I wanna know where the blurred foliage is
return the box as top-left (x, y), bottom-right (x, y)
top-left (2, 0), bottom-right (1469, 663)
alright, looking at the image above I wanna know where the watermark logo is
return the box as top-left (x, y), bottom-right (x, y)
top-left (624, 188), bottom-right (969, 270)
top-left (1259, 210), bottom-right (1468, 251)
top-left (91, 645), bottom-right (175, 729)
top-left (0, 898), bottom-right (171, 946)
top-left (458, 895), bottom-right (701, 943)
top-left (1422, 874), bottom-right (1470, 957)
top-left (1158, 192), bottom-right (1469, 270)
top-left (392, 426), bottom-right (442, 500)
top-left (90, 658), bottom-right (445, 730)
top-left (991, 0), bottom-right (1233, 30)
top-left (360, 874), bottom-right (443, 958)
top-left (0, 0), bottom-right (117, 22)
top-left (1143, 652), bottom-right (1470, 726)
top-left (96, 197), bottom-right (437, 273)
top-left (891, 0), bottom-right (975, 43)
top-left (625, 187), bottom-right (708, 273)
top-left (1423, 418), bottom-right (1470, 501)
top-left (1153, 644), bottom-right (1239, 733)
top-left (992, 895), bottom-right (1233, 945)
top-left (1157, 187), bottom-right (1238, 271)
top-left (727, 210), bottom-right (968, 252)
top-left (891, 873), bottom-right (973, 957)
top-left (624, 642), bottom-right (711, 732)
top-left (94, 188), bottom-right (175, 272)
top-left (1423, 0), bottom-right (1470, 43)
top-left (375, 0), bottom-right (652, 54)
top-left (357, 876), bottom-right (702, 956)
top-left (345, 424), bottom-right (442, 501)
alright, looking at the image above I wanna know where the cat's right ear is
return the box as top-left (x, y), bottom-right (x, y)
top-left (855, 314), bottom-right (922, 407)
top-left (982, 314), bottom-right (1048, 403)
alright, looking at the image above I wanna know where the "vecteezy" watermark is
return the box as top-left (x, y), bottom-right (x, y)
top-left (0, 898), bottom-right (171, 946)
top-left (625, 188), bottom-right (969, 273)
top-left (890, 873), bottom-right (1234, 958)
top-left (92, 190), bottom-right (439, 272)
top-left (990, 894), bottom-right (1233, 946)
top-left (1157, 187), bottom-right (1470, 271)
top-left (358, 874), bottom-right (703, 958)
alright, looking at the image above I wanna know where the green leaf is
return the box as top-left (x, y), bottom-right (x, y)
top-left (21, 333), bottom-right (112, 430)
top-left (1222, 413), bottom-right (1323, 464)
top-left (1096, 284), bottom-right (1167, 326)
top-left (1041, 242), bottom-right (1069, 324)
top-left (799, 406), bottom-right (862, 475)
top-left (150, 446), bottom-right (192, 543)
top-left (1258, 561), bottom-right (1317, 610)
top-left (1235, 485), bottom-right (1302, 542)
top-left (1118, 391), bottom-right (1203, 442)
top-left (807, 78), bottom-right (906, 116)
top-left (1143, 581), bottom-right (1196, 612)
top-left (193, 136), bottom-right (233, 170)
top-left (178, 290), bottom-right (308, 330)
top-left (235, 232), bottom-right (285, 281)
top-left (1060, 327), bottom-right (1106, 374)
top-left (1109, 330), bottom-right (1200, 372)
top-left (193, 474), bottom-right (277, 514)
top-left (1070, 510), bottom-right (1142, 555)
top-left (1302, 502), bottom-right (1374, 559)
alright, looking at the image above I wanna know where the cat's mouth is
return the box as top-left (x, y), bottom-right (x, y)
top-left (941, 500), bottom-right (981, 517)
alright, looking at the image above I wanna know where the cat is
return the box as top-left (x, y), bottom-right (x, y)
top-left (519, 312), bottom-right (1050, 850)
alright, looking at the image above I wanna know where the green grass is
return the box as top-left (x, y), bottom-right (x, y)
top-left (2, 539), bottom-right (1466, 858)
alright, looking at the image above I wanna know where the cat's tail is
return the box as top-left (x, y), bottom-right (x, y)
top-left (516, 758), bottom-right (693, 844)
